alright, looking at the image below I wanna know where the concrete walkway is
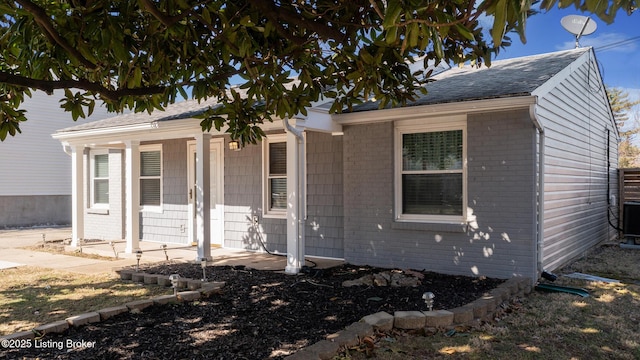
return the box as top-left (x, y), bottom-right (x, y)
top-left (0, 227), bottom-right (342, 274)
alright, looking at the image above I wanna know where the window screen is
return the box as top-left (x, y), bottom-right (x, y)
top-left (401, 130), bottom-right (463, 216)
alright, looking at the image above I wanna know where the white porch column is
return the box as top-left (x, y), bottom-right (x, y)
top-left (196, 134), bottom-right (211, 261)
top-left (284, 127), bottom-right (305, 274)
top-left (125, 140), bottom-right (140, 253)
top-left (70, 145), bottom-right (84, 247)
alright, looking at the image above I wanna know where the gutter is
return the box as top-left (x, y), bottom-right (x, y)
top-left (529, 101), bottom-right (545, 280)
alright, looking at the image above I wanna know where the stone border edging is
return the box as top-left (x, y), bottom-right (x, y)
top-left (1, 268), bottom-right (531, 360)
top-left (0, 269), bottom-right (225, 342)
top-left (285, 276), bottom-right (533, 360)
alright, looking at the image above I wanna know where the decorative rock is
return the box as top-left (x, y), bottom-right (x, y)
top-left (285, 349), bottom-right (320, 360)
top-left (490, 287), bottom-right (510, 302)
top-left (153, 295), bottom-right (178, 305)
top-left (143, 274), bottom-right (158, 285)
top-left (177, 278), bottom-right (190, 289)
top-left (344, 322), bottom-right (374, 338)
top-left (304, 340), bottom-right (341, 360)
top-left (424, 310), bottom-right (454, 327)
top-left (177, 290), bottom-right (201, 302)
top-left (187, 280), bottom-right (203, 290)
top-left (131, 272), bottom-right (146, 283)
top-left (97, 305), bottom-right (129, 321)
top-left (393, 311), bottom-right (426, 329)
top-left (326, 329), bottom-right (360, 348)
top-left (66, 312), bottom-right (100, 327)
top-left (499, 277), bottom-right (521, 295)
top-left (373, 273), bottom-right (388, 286)
top-left (397, 275), bottom-right (421, 287)
top-left (156, 275), bottom-right (172, 286)
top-left (200, 282), bottom-right (226, 297)
top-left (480, 294), bottom-right (500, 309)
top-left (361, 311), bottom-right (394, 331)
top-left (125, 299), bottom-right (154, 312)
top-left (34, 320), bottom-right (69, 335)
top-left (468, 299), bottom-right (488, 319)
top-left (117, 269), bottom-right (134, 280)
top-left (450, 306), bottom-right (474, 324)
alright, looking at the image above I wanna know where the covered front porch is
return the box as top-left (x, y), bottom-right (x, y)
top-left (53, 99), bottom-right (343, 274)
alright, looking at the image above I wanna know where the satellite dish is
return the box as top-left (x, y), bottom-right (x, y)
top-left (561, 15), bottom-right (597, 48)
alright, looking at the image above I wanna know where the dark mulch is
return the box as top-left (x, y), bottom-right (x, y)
top-left (2, 263), bottom-right (503, 360)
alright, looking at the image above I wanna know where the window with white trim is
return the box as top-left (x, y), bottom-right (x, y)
top-left (90, 150), bottom-right (109, 208)
top-left (395, 119), bottom-right (466, 222)
top-left (263, 134), bottom-right (287, 216)
top-left (140, 145), bottom-right (162, 208)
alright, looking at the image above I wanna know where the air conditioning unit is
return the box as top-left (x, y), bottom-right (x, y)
top-left (623, 202), bottom-right (640, 238)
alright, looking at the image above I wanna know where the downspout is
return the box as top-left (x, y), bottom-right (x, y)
top-left (529, 102), bottom-right (545, 280)
top-left (62, 142), bottom-right (72, 156)
top-left (283, 117), bottom-right (306, 274)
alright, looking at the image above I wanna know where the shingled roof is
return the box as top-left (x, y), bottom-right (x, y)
top-left (351, 47), bottom-right (589, 112)
top-left (55, 48), bottom-right (588, 134)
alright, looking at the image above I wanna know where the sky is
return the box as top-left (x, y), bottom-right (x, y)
top-left (492, 5), bottom-right (640, 100)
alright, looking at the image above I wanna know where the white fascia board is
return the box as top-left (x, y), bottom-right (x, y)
top-left (52, 117), bottom-right (287, 146)
top-left (295, 108), bottom-right (342, 134)
top-left (333, 96), bottom-right (537, 125)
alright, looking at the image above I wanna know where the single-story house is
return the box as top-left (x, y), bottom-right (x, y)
top-left (53, 47), bottom-right (619, 280)
top-left (0, 90), bottom-right (111, 228)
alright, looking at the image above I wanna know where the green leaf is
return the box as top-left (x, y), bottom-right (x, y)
top-left (491, 0), bottom-right (508, 47)
top-left (383, 0), bottom-right (403, 28)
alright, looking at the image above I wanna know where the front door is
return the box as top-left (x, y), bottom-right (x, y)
top-left (188, 139), bottom-right (224, 246)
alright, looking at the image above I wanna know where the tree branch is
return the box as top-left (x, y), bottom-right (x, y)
top-left (0, 71), bottom-right (165, 100)
top-left (15, 0), bottom-right (97, 70)
top-left (247, 0), bottom-right (347, 42)
top-left (138, 0), bottom-right (186, 27)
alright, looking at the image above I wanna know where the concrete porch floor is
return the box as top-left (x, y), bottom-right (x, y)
top-left (0, 226), bottom-right (343, 274)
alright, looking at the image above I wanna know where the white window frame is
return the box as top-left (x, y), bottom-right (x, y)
top-left (262, 134), bottom-right (287, 218)
top-left (90, 149), bottom-right (109, 209)
top-left (394, 116), bottom-right (467, 223)
top-left (139, 144), bottom-right (163, 212)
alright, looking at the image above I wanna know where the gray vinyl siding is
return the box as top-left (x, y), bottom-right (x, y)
top-left (537, 58), bottom-right (618, 271)
top-left (140, 139), bottom-right (189, 244)
top-left (84, 149), bottom-right (125, 240)
top-left (343, 111), bottom-right (538, 279)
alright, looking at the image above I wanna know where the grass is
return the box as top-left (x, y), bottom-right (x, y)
top-left (22, 242), bottom-right (119, 261)
top-left (0, 267), bottom-right (170, 336)
top-left (335, 244), bottom-right (640, 359)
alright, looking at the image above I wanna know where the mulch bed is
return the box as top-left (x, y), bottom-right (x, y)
top-left (2, 263), bottom-right (503, 359)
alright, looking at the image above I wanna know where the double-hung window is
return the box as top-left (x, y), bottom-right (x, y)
top-left (90, 150), bottom-right (109, 208)
top-left (140, 145), bottom-right (162, 209)
top-left (395, 117), bottom-right (466, 222)
top-left (263, 134), bottom-right (287, 217)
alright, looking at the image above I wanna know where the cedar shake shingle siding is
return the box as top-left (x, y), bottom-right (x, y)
top-left (139, 139), bottom-right (190, 244)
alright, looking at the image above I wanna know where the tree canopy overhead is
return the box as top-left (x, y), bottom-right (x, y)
top-left (0, 0), bottom-right (636, 142)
